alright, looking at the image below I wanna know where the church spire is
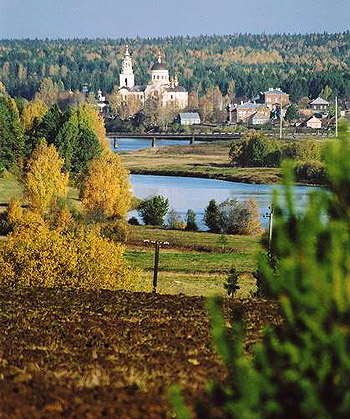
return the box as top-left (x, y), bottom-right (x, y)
top-left (157, 51), bottom-right (162, 64)
top-left (119, 44), bottom-right (134, 88)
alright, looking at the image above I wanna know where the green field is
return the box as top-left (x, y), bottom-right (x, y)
top-left (126, 225), bottom-right (260, 297)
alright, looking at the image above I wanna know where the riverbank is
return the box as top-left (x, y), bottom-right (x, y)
top-left (120, 141), bottom-right (283, 185)
top-left (120, 141), bottom-right (327, 186)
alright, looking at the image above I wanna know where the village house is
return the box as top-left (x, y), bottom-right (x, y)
top-left (260, 88), bottom-right (289, 109)
top-left (304, 115), bottom-right (322, 129)
top-left (178, 112), bottom-right (201, 125)
top-left (309, 97), bottom-right (330, 114)
top-left (248, 111), bottom-right (270, 126)
top-left (233, 101), bottom-right (270, 123)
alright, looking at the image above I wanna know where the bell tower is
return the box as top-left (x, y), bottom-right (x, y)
top-left (119, 45), bottom-right (135, 88)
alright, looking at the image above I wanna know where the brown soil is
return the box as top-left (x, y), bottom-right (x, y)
top-left (0, 287), bottom-right (280, 418)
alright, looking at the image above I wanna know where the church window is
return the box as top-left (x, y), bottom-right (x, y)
top-left (125, 78), bottom-right (128, 86)
top-left (171, 95), bottom-right (173, 100)
top-left (157, 75), bottom-right (159, 79)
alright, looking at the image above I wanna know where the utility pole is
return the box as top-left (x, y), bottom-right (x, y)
top-left (279, 102), bottom-right (283, 140)
top-left (153, 242), bottom-right (160, 293)
top-left (143, 240), bottom-right (169, 293)
top-left (268, 205), bottom-right (274, 248)
top-left (335, 96), bottom-right (338, 138)
top-left (263, 205), bottom-right (274, 249)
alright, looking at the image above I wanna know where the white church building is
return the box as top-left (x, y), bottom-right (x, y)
top-left (118, 46), bottom-right (188, 109)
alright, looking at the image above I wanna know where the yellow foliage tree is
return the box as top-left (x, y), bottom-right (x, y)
top-left (73, 103), bottom-right (109, 150)
top-left (242, 198), bottom-right (263, 236)
top-left (81, 151), bottom-right (131, 221)
top-left (21, 99), bottom-right (48, 132)
top-left (23, 142), bottom-right (69, 214)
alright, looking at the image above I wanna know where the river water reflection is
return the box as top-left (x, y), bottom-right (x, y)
top-left (129, 174), bottom-right (319, 229)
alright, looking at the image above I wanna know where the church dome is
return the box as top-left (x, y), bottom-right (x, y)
top-left (151, 52), bottom-right (167, 71)
top-left (151, 61), bottom-right (167, 71)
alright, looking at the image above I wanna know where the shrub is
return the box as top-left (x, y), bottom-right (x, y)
top-left (167, 208), bottom-right (185, 230)
top-left (0, 198), bottom-right (22, 236)
top-left (217, 198), bottom-right (262, 235)
top-left (0, 220), bottom-right (143, 291)
top-left (224, 268), bottom-right (240, 298)
top-left (137, 195), bottom-right (169, 226)
top-left (128, 216), bottom-right (140, 225)
top-left (101, 219), bottom-right (130, 243)
top-left (230, 131), bottom-right (281, 167)
top-left (294, 160), bottom-right (326, 184)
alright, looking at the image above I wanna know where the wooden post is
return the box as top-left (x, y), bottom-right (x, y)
top-left (190, 136), bottom-right (195, 145)
top-left (152, 137), bottom-right (157, 147)
top-left (153, 242), bottom-right (160, 293)
top-left (113, 137), bottom-right (118, 148)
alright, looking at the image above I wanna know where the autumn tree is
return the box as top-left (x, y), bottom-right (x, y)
top-left (35, 77), bottom-right (59, 107)
top-left (199, 96), bottom-right (214, 122)
top-left (23, 141), bottom-right (69, 214)
top-left (188, 91), bottom-right (199, 110)
top-left (81, 151), bottom-right (131, 221)
top-left (21, 99), bottom-right (48, 133)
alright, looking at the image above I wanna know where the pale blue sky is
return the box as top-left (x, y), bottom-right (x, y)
top-left (0, 0), bottom-right (349, 39)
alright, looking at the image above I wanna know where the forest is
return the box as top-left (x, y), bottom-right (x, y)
top-left (1, 33), bottom-right (350, 102)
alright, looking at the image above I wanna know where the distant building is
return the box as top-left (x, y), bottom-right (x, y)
top-left (305, 116), bottom-right (322, 129)
top-left (234, 101), bottom-right (270, 123)
top-left (309, 97), bottom-right (330, 113)
top-left (178, 112), bottom-right (201, 125)
top-left (261, 88), bottom-right (289, 109)
top-left (249, 112), bottom-right (270, 126)
top-left (97, 89), bottom-right (109, 114)
top-left (118, 46), bottom-right (188, 109)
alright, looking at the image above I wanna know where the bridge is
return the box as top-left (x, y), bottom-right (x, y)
top-left (107, 132), bottom-right (241, 148)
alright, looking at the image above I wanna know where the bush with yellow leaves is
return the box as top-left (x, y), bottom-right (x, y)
top-left (0, 216), bottom-right (144, 292)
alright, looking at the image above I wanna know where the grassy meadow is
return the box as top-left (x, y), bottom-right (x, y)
top-left (126, 225), bottom-right (260, 297)
top-left (120, 141), bottom-right (283, 184)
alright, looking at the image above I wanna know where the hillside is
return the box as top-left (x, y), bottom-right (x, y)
top-left (1, 34), bottom-right (350, 101)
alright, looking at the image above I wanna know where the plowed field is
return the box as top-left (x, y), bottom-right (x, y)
top-left (0, 287), bottom-right (280, 418)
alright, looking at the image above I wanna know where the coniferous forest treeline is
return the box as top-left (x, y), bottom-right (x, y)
top-left (1, 33), bottom-right (350, 101)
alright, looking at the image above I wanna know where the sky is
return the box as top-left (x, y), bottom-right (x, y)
top-left (0, 0), bottom-right (349, 39)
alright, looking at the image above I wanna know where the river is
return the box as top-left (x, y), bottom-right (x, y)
top-left (129, 174), bottom-right (318, 229)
